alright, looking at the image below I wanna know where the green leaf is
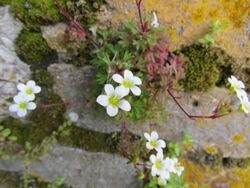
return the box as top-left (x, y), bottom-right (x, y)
top-left (2, 128), bottom-right (11, 137)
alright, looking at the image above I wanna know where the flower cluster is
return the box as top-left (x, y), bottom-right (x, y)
top-left (228, 75), bottom-right (250, 113)
top-left (96, 70), bottom-right (142, 117)
top-left (9, 80), bottom-right (41, 117)
top-left (144, 131), bottom-right (184, 186)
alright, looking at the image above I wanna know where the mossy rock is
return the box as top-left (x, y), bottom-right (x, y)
top-left (0, 90), bottom-right (65, 146)
top-left (10, 0), bottom-right (64, 31)
top-left (179, 44), bottom-right (234, 91)
top-left (15, 30), bottom-right (53, 65)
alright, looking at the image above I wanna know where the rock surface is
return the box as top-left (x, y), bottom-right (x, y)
top-left (98, 0), bottom-right (249, 60)
top-left (0, 6), bottom-right (30, 117)
top-left (48, 63), bottom-right (250, 158)
top-left (0, 145), bottom-right (142, 188)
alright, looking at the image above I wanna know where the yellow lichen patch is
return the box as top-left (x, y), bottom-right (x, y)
top-left (182, 158), bottom-right (250, 187)
top-left (208, 6), bottom-right (220, 21)
top-left (191, 5), bottom-right (206, 24)
top-left (104, 0), bottom-right (250, 58)
top-left (231, 134), bottom-right (246, 144)
top-left (204, 145), bottom-right (218, 155)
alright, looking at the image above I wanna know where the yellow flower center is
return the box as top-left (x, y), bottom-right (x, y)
top-left (108, 96), bottom-right (119, 107)
top-left (25, 89), bottom-right (33, 95)
top-left (150, 140), bottom-right (157, 148)
top-left (19, 102), bottom-right (27, 109)
top-left (123, 80), bottom-right (133, 88)
top-left (155, 160), bottom-right (162, 170)
top-left (174, 163), bottom-right (180, 171)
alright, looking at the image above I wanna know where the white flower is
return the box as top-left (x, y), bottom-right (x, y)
top-left (240, 97), bottom-right (250, 114)
top-left (112, 70), bottom-right (142, 96)
top-left (68, 112), bottom-right (79, 122)
top-left (170, 158), bottom-right (184, 176)
top-left (228, 76), bottom-right (245, 93)
top-left (144, 131), bottom-right (166, 153)
top-left (151, 12), bottom-right (159, 28)
top-left (17, 80), bottom-right (41, 101)
top-left (9, 94), bottom-right (36, 117)
top-left (150, 152), bottom-right (169, 178)
top-left (235, 89), bottom-right (248, 102)
top-left (96, 84), bottom-right (131, 117)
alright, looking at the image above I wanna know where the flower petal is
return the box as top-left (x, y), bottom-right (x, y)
top-left (14, 95), bottom-right (23, 103)
top-left (118, 99), bottom-right (131, 111)
top-left (115, 86), bottom-right (129, 98)
top-left (144, 132), bottom-right (151, 141)
top-left (27, 102), bottom-right (36, 110)
top-left (151, 131), bottom-right (159, 140)
top-left (157, 139), bottom-right (166, 148)
top-left (17, 109), bottom-right (27, 117)
top-left (151, 167), bottom-right (157, 177)
top-left (146, 142), bottom-right (154, 150)
top-left (106, 105), bottom-right (118, 117)
top-left (33, 86), bottom-right (41, 93)
top-left (133, 76), bottom-right (142, 85)
top-left (17, 83), bottom-right (26, 92)
top-left (96, 95), bottom-right (108, 106)
top-left (104, 84), bottom-right (114, 96)
top-left (131, 86), bottom-right (141, 96)
top-left (9, 104), bottom-right (18, 112)
top-left (112, 74), bottom-right (123, 84)
top-left (150, 154), bottom-right (156, 163)
top-left (124, 70), bottom-right (133, 79)
top-left (21, 93), bottom-right (35, 101)
top-left (26, 80), bottom-right (36, 87)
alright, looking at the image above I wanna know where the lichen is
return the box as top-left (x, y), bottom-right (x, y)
top-left (179, 44), bottom-right (234, 91)
top-left (15, 29), bottom-right (53, 65)
top-left (10, 0), bottom-right (64, 31)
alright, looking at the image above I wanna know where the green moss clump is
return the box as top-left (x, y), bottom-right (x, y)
top-left (179, 44), bottom-right (234, 91)
top-left (0, 0), bottom-right (11, 5)
top-left (31, 69), bottom-right (54, 88)
top-left (65, 0), bottom-right (106, 28)
top-left (10, 0), bottom-right (64, 31)
top-left (15, 30), bottom-right (52, 65)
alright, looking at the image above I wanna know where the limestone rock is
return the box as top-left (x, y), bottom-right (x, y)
top-left (0, 145), bottom-right (142, 188)
top-left (48, 63), bottom-right (250, 158)
top-left (0, 6), bottom-right (30, 117)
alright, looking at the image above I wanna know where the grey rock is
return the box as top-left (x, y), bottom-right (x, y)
top-left (0, 145), bottom-right (142, 188)
top-left (48, 63), bottom-right (250, 158)
top-left (0, 6), bottom-right (30, 116)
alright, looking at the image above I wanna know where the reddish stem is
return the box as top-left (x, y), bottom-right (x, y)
top-left (54, 0), bottom-right (100, 47)
top-left (135, 0), bottom-right (145, 32)
top-left (167, 88), bottom-right (228, 120)
top-left (39, 102), bottom-right (71, 109)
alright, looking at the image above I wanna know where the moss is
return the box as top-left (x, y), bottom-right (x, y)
top-left (64, 0), bottom-right (106, 28)
top-left (66, 43), bottom-right (90, 67)
top-left (179, 44), bottom-right (234, 91)
top-left (31, 69), bottom-right (54, 88)
top-left (0, 0), bottom-right (11, 5)
top-left (15, 29), bottom-right (53, 65)
top-left (10, 0), bottom-right (64, 31)
top-left (59, 126), bottom-right (118, 153)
